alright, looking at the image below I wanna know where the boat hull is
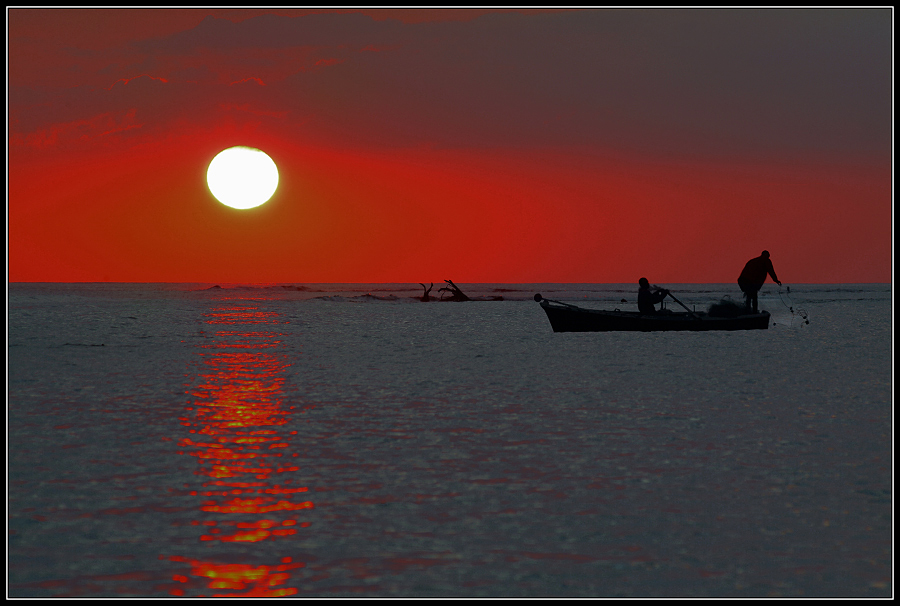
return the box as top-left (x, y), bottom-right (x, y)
top-left (539, 300), bottom-right (770, 332)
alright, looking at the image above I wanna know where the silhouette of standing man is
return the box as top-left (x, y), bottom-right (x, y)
top-left (738, 250), bottom-right (781, 312)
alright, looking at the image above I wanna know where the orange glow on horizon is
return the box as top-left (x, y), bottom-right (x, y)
top-left (8, 132), bottom-right (891, 284)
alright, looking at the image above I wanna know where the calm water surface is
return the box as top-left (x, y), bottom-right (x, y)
top-left (7, 283), bottom-right (892, 597)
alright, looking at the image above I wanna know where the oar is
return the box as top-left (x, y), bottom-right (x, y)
top-left (533, 293), bottom-right (580, 309)
top-left (653, 284), bottom-right (697, 318)
top-left (662, 289), bottom-right (699, 318)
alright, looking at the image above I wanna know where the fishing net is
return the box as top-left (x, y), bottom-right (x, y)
top-left (775, 286), bottom-right (810, 327)
top-left (707, 296), bottom-right (746, 318)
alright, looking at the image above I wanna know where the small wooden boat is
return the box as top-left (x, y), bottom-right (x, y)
top-left (535, 294), bottom-right (770, 332)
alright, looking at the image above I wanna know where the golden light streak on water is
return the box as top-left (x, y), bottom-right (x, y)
top-left (164, 296), bottom-right (313, 596)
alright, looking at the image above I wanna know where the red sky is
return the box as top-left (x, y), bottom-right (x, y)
top-left (7, 8), bottom-right (892, 283)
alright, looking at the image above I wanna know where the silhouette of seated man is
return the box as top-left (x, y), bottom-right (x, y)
top-left (638, 277), bottom-right (669, 314)
top-left (737, 250), bottom-right (781, 312)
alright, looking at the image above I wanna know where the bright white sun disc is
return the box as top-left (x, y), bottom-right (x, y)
top-left (207, 146), bottom-right (279, 209)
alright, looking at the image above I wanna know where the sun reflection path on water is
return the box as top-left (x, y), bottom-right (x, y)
top-left (164, 297), bottom-right (312, 597)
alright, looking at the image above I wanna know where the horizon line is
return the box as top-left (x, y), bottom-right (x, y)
top-left (7, 281), bottom-right (893, 286)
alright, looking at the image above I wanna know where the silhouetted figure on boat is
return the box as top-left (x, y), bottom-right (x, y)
top-left (638, 277), bottom-right (669, 314)
top-left (418, 282), bottom-right (433, 302)
top-left (439, 280), bottom-right (470, 302)
top-left (737, 250), bottom-right (781, 312)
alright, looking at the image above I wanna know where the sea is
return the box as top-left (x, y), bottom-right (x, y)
top-left (7, 283), bottom-right (893, 597)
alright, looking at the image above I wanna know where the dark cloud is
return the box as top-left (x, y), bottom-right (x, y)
top-left (10, 9), bottom-right (891, 159)
top-left (139, 12), bottom-right (409, 52)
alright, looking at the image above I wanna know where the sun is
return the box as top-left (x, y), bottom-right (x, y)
top-left (207, 146), bottom-right (279, 210)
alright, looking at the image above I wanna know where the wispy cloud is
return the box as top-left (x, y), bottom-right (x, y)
top-left (11, 108), bottom-right (143, 149)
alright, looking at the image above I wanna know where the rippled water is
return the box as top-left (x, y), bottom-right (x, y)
top-left (7, 283), bottom-right (892, 597)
